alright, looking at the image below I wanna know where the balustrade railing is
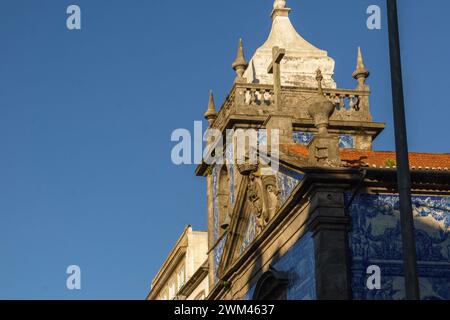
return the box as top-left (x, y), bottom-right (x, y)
top-left (211, 83), bottom-right (370, 129)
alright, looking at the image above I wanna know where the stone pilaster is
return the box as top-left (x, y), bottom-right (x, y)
top-left (308, 134), bottom-right (340, 166)
top-left (307, 187), bottom-right (351, 300)
top-left (206, 172), bottom-right (216, 291)
top-left (355, 134), bottom-right (373, 151)
top-left (264, 114), bottom-right (293, 146)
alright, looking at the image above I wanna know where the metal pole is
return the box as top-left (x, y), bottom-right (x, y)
top-left (386, 0), bottom-right (420, 300)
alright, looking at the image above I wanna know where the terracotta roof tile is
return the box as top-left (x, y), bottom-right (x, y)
top-left (281, 144), bottom-right (309, 157)
top-left (280, 144), bottom-right (450, 170)
top-left (340, 150), bottom-right (450, 170)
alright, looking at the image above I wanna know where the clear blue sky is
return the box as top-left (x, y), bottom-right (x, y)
top-left (0, 0), bottom-right (448, 299)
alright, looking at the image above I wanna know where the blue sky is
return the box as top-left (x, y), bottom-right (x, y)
top-left (0, 0), bottom-right (448, 299)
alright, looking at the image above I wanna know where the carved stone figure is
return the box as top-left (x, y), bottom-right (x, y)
top-left (247, 174), bottom-right (265, 234)
top-left (266, 184), bottom-right (280, 221)
top-left (261, 175), bottom-right (280, 222)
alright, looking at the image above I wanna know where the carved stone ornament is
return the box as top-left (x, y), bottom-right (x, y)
top-left (262, 175), bottom-right (281, 222)
top-left (237, 163), bottom-right (259, 176)
top-left (247, 172), bottom-right (281, 234)
top-left (307, 69), bottom-right (335, 135)
top-left (248, 174), bottom-right (265, 234)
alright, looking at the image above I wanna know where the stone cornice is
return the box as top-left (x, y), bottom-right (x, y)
top-left (177, 261), bottom-right (209, 298)
top-left (148, 226), bottom-right (191, 299)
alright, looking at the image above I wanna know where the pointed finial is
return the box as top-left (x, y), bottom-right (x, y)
top-left (204, 90), bottom-right (217, 125)
top-left (232, 38), bottom-right (248, 83)
top-left (272, 0), bottom-right (290, 19)
top-left (308, 68), bottom-right (335, 136)
top-left (357, 47), bottom-right (365, 69)
top-left (273, 0), bottom-right (286, 9)
top-left (352, 47), bottom-right (370, 89)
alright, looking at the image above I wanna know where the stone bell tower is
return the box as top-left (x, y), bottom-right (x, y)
top-left (196, 0), bottom-right (386, 291)
top-left (199, 0), bottom-right (384, 160)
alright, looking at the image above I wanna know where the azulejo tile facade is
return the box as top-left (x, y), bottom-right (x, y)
top-left (347, 194), bottom-right (450, 300)
top-left (293, 132), bottom-right (314, 145)
top-left (338, 134), bottom-right (355, 149)
top-left (240, 213), bottom-right (256, 255)
top-left (213, 235), bottom-right (227, 284)
top-left (245, 233), bottom-right (316, 300)
top-left (226, 142), bottom-right (235, 206)
top-left (276, 166), bottom-right (303, 204)
top-left (212, 165), bottom-right (220, 242)
top-left (293, 131), bottom-right (355, 149)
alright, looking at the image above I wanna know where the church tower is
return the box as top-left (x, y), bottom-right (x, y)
top-left (199, 0), bottom-right (384, 157)
top-left (196, 0), bottom-right (385, 298)
top-left (193, 0), bottom-right (450, 301)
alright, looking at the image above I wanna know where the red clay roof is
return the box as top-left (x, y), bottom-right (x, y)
top-left (281, 144), bottom-right (309, 157)
top-left (280, 144), bottom-right (450, 170)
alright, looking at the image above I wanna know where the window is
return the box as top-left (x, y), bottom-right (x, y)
top-left (252, 269), bottom-right (289, 300)
top-left (177, 268), bottom-right (185, 290)
top-left (168, 282), bottom-right (176, 300)
top-left (218, 165), bottom-right (231, 232)
top-left (194, 291), bottom-right (206, 300)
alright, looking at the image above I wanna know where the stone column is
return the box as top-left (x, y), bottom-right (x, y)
top-left (206, 172), bottom-right (216, 291)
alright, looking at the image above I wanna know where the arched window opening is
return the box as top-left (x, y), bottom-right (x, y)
top-left (194, 291), bottom-right (206, 300)
top-left (218, 166), bottom-right (231, 233)
top-left (252, 269), bottom-right (289, 300)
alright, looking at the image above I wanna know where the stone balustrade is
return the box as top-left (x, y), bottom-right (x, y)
top-left (211, 83), bottom-right (371, 130)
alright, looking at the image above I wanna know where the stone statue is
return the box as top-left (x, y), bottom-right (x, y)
top-left (248, 175), bottom-right (265, 234)
top-left (266, 184), bottom-right (280, 221)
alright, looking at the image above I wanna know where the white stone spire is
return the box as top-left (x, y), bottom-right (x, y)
top-left (243, 1), bottom-right (336, 88)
